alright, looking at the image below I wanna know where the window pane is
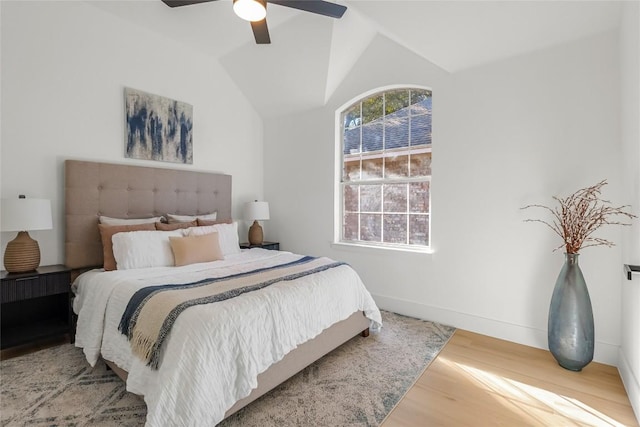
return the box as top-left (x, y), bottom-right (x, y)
top-left (360, 185), bottom-right (381, 212)
top-left (385, 90), bottom-right (409, 117)
top-left (362, 122), bottom-right (383, 152)
top-left (344, 185), bottom-right (358, 212)
top-left (343, 104), bottom-right (361, 129)
top-left (409, 215), bottom-right (429, 245)
top-left (343, 158), bottom-right (360, 181)
top-left (384, 214), bottom-right (407, 244)
top-left (361, 157), bottom-right (383, 180)
top-left (362, 94), bottom-right (383, 124)
top-left (385, 155), bottom-right (409, 179)
top-left (383, 184), bottom-right (407, 213)
top-left (410, 152), bottom-right (431, 177)
top-left (410, 114), bottom-right (431, 146)
top-left (410, 90), bottom-right (432, 115)
top-left (343, 213), bottom-right (358, 240)
top-left (360, 213), bottom-right (382, 242)
top-left (385, 116), bottom-right (409, 149)
top-left (409, 181), bottom-right (429, 213)
top-left (343, 127), bottom-right (360, 154)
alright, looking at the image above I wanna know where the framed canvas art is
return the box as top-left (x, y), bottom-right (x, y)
top-left (124, 88), bottom-right (193, 164)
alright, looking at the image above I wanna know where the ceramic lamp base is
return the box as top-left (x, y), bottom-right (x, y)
top-left (4, 231), bottom-right (41, 273)
top-left (248, 220), bottom-right (264, 245)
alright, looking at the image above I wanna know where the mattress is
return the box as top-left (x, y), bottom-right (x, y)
top-left (73, 248), bottom-right (382, 426)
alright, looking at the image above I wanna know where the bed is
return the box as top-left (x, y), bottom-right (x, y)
top-left (65, 160), bottom-right (382, 426)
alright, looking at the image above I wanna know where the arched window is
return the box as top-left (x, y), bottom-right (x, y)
top-left (337, 87), bottom-right (432, 249)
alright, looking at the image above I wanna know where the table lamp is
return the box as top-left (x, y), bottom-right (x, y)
top-left (244, 200), bottom-right (270, 245)
top-left (1, 195), bottom-right (53, 273)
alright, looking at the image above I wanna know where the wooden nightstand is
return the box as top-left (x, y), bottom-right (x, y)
top-left (240, 241), bottom-right (280, 251)
top-left (1, 265), bottom-right (72, 350)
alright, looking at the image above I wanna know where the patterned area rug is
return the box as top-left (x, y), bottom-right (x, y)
top-left (1, 311), bottom-right (454, 426)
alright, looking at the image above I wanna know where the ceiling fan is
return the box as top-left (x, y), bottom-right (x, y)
top-left (161, 0), bottom-right (347, 44)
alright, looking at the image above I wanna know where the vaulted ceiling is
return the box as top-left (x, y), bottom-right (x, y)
top-left (89, 0), bottom-right (622, 118)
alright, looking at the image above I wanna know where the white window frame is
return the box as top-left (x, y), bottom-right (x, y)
top-left (333, 85), bottom-right (432, 253)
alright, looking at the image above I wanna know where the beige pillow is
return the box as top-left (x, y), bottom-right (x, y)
top-left (155, 220), bottom-right (197, 231)
top-left (169, 233), bottom-right (224, 267)
top-left (99, 215), bottom-right (164, 226)
top-left (98, 223), bottom-right (156, 271)
top-left (196, 218), bottom-right (233, 226)
top-left (167, 212), bottom-right (217, 224)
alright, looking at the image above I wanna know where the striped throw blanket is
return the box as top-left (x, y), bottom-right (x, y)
top-left (118, 256), bottom-right (346, 369)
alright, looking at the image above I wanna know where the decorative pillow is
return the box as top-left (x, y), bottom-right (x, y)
top-left (155, 220), bottom-right (197, 231)
top-left (169, 233), bottom-right (224, 267)
top-left (187, 222), bottom-right (241, 256)
top-left (99, 215), bottom-right (164, 226)
top-left (98, 223), bottom-right (156, 271)
top-left (196, 218), bottom-right (233, 227)
top-left (167, 212), bottom-right (217, 224)
top-left (112, 230), bottom-right (183, 270)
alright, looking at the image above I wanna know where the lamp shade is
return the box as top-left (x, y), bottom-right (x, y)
top-left (1, 198), bottom-right (53, 232)
top-left (244, 201), bottom-right (270, 221)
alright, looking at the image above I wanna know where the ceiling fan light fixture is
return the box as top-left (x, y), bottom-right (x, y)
top-left (233, 0), bottom-right (267, 22)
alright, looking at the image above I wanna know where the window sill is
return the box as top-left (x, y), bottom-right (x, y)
top-left (331, 241), bottom-right (433, 255)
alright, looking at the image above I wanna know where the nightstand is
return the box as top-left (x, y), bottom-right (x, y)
top-left (1, 265), bottom-right (72, 350)
top-left (240, 241), bottom-right (280, 251)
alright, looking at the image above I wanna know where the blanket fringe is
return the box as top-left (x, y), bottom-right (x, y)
top-left (130, 331), bottom-right (157, 363)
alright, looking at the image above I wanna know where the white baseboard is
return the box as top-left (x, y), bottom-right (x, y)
top-left (372, 293), bottom-right (620, 366)
top-left (618, 349), bottom-right (640, 424)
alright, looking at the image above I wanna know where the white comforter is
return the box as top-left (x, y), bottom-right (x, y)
top-left (73, 249), bottom-right (382, 426)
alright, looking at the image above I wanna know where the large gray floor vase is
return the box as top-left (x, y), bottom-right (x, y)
top-left (548, 253), bottom-right (594, 371)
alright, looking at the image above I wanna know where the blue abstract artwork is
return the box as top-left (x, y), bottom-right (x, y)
top-left (125, 88), bottom-right (193, 164)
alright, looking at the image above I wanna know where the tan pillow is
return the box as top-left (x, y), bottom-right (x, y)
top-left (99, 215), bottom-right (164, 225)
top-left (167, 212), bottom-right (217, 224)
top-left (98, 223), bottom-right (156, 271)
top-left (196, 218), bottom-right (233, 227)
top-left (169, 233), bottom-right (224, 267)
top-left (155, 220), bottom-right (197, 231)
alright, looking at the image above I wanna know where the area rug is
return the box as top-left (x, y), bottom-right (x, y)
top-left (1, 311), bottom-right (454, 427)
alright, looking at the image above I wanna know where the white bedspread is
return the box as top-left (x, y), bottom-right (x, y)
top-left (73, 249), bottom-right (382, 426)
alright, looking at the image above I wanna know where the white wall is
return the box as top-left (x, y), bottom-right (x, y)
top-left (0, 1), bottom-right (264, 265)
top-left (618, 1), bottom-right (640, 421)
top-left (264, 31), bottom-right (625, 365)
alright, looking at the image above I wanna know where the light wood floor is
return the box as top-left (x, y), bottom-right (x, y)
top-left (383, 329), bottom-right (639, 427)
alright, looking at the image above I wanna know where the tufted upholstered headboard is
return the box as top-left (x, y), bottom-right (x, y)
top-left (65, 160), bottom-right (232, 270)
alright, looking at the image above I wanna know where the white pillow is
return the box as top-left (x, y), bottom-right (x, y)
top-left (112, 230), bottom-right (183, 270)
top-left (187, 222), bottom-right (241, 256)
top-left (99, 215), bottom-right (164, 226)
top-left (167, 212), bottom-right (217, 224)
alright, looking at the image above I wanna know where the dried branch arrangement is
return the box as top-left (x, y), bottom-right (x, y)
top-left (522, 180), bottom-right (636, 254)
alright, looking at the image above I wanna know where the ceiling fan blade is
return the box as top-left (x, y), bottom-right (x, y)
top-left (161, 0), bottom-right (217, 7)
top-left (267, 0), bottom-right (346, 18)
top-left (251, 19), bottom-right (271, 44)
